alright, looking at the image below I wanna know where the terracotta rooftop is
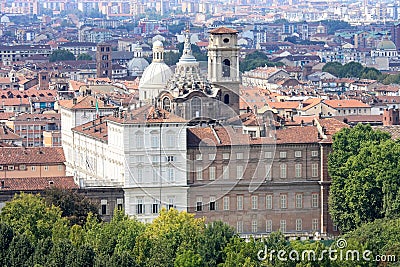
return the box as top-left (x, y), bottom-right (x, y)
top-left (0, 176), bottom-right (78, 191)
top-left (373, 125), bottom-right (400, 140)
top-left (315, 117), bottom-right (349, 136)
top-left (58, 95), bottom-right (116, 110)
top-left (323, 99), bottom-right (370, 109)
top-left (209, 27), bottom-right (238, 34)
top-left (0, 124), bottom-right (21, 141)
top-left (72, 116), bottom-right (108, 143)
top-left (0, 147), bottom-right (65, 165)
top-left (334, 115), bottom-right (383, 124)
top-left (275, 126), bottom-right (321, 144)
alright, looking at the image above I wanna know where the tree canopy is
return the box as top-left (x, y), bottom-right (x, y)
top-left (328, 124), bottom-right (400, 233)
top-left (49, 49), bottom-right (76, 62)
top-left (240, 51), bottom-right (284, 72)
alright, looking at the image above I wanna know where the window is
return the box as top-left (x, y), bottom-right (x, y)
top-left (152, 202), bottom-right (159, 214)
top-left (196, 197), bottom-right (203, 212)
top-left (312, 193), bottom-right (319, 208)
top-left (168, 167), bottom-right (175, 182)
top-left (196, 154), bottom-right (202, 160)
top-left (168, 198), bottom-right (175, 210)
top-left (166, 133), bottom-right (175, 147)
top-left (19, 164), bottom-right (26, 171)
top-left (136, 133), bottom-right (144, 148)
top-left (0, 166), bottom-right (3, 171)
top-left (167, 156), bottom-right (174, 162)
top-left (223, 196), bottom-right (229, 210)
top-left (101, 200), bottom-right (107, 215)
top-left (265, 165), bottom-right (271, 181)
top-left (237, 221), bottom-right (243, 233)
top-left (117, 198), bottom-right (123, 211)
top-left (280, 220), bottom-right (286, 233)
top-left (295, 151), bottom-right (302, 158)
top-left (209, 167), bottom-right (216, 180)
top-left (8, 165), bottom-right (14, 171)
top-left (280, 164), bottom-right (287, 178)
top-left (223, 166), bottom-right (229, 179)
top-left (210, 197), bottom-right (216, 211)
top-left (279, 151), bottom-right (287, 158)
top-left (222, 59), bottom-right (231, 77)
top-left (44, 165), bottom-right (49, 171)
top-left (266, 195), bottom-right (273, 209)
top-left (224, 94), bottom-right (230, 104)
top-left (153, 169), bottom-right (159, 183)
top-left (222, 153), bottom-right (230, 160)
top-left (312, 164), bottom-right (318, 177)
top-left (58, 165), bottom-right (63, 171)
top-left (296, 194), bottom-right (303, 209)
top-left (31, 166), bottom-right (36, 171)
top-left (266, 220), bottom-right (273, 232)
top-left (280, 194), bottom-right (287, 209)
top-left (196, 166), bottom-right (203, 180)
top-left (237, 195), bottom-right (243, 210)
top-left (312, 219), bottom-right (319, 231)
top-left (236, 165), bottom-right (243, 179)
top-left (265, 151), bottom-right (273, 158)
top-left (208, 154), bottom-right (215, 161)
top-left (251, 195), bottom-right (258, 210)
top-left (296, 219), bottom-right (303, 231)
top-left (236, 152), bottom-right (243, 160)
top-left (252, 220), bottom-right (258, 233)
top-left (295, 164), bottom-right (302, 178)
top-left (151, 134), bottom-right (159, 148)
top-left (311, 150), bottom-right (318, 157)
top-left (136, 198), bottom-right (144, 214)
top-left (137, 168), bottom-right (143, 183)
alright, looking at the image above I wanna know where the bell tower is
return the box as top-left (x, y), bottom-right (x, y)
top-left (207, 27), bottom-right (240, 115)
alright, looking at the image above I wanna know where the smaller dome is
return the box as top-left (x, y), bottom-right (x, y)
top-left (127, 58), bottom-right (149, 75)
top-left (1, 15), bottom-right (10, 23)
top-left (377, 39), bottom-right (397, 51)
top-left (153, 40), bottom-right (163, 48)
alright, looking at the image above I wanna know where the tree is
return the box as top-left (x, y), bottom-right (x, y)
top-left (0, 223), bottom-right (13, 266)
top-left (328, 124), bottom-right (399, 233)
top-left (77, 53), bottom-right (93, 61)
top-left (8, 234), bottom-right (34, 267)
top-left (221, 236), bottom-right (264, 267)
top-left (240, 51), bottom-right (283, 72)
top-left (164, 51), bottom-right (181, 66)
top-left (44, 188), bottom-right (100, 226)
top-left (49, 49), bottom-right (76, 62)
top-left (46, 239), bottom-right (73, 267)
top-left (33, 237), bottom-right (53, 266)
top-left (0, 193), bottom-right (66, 243)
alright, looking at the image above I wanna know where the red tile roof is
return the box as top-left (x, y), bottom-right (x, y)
top-left (72, 116), bottom-right (108, 142)
top-left (0, 147), bottom-right (65, 165)
top-left (209, 27), bottom-right (238, 34)
top-left (58, 95), bottom-right (116, 110)
top-left (0, 176), bottom-right (78, 191)
top-left (0, 124), bottom-right (21, 141)
top-left (323, 99), bottom-right (370, 108)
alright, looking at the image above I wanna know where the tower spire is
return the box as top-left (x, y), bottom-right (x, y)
top-left (183, 22), bottom-right (192, 56)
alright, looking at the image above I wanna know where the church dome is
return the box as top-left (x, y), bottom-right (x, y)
top-left (377, 39), bottom-right (397, 50)
top-left (1, 15), bottom-right (10, 23)
top-left (153, 40), bottom-right (163, 48)
top-left (139, 62), bottom-right (173, 89)
top-left (127, 58), bottom-right (149, 76)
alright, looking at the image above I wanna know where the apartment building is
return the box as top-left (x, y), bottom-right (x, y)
top-left (0, 45), bottom-right (51, 65)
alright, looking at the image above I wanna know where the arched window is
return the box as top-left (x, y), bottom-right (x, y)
top-left (163, 97), bottom-right (171, 112)
top-left (222, 59), bottom-right (231, 77)
top-left (191, 97), bottom-right (202, 118)
top-left (224, 94), bottom-right (230, 105)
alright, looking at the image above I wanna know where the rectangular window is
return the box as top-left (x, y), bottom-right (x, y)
top-left (312, 193), bottom-right (319, 208)
top-left (167, 134), bottom-right (175, 147)
top-left (295, 151), bottom-right (302, 158)
top-left (167, 156), bottom-right (174, 162)
top-left (196, 197), bottom-right (203, 212)
top-left (280, 220), bottom-right (286, 233)
top-left (168, 167), bottom-right (174, 182)
top-left (312, 219), bottom-right (319, 231)
top-left (8, 165), bottom-right (14, 171)
top-left (196, 166), bottom-right (203, 180)
top-left (237, 195), bottom-right (243, 210)
top-left (223, 166), bottom-right (229, 179)
top-left (136, 134), bottom-right (144, 148)
top-left (223, 153), bottom-right (230, 160)
top-left (295, 164), bottom-right (302, 178)
top-left (265, 151), bottom-right (272, 158)
top-left (236, 152), bottom-right (243, 160)
top-left (251, 195), bottom-right (258, 210)
top-left (208, 154), bottom-right (215, 161)
top-left (266, 220), bottom-right (273, 232)
top-left (137, 168), bottom-right (143, 183)
top-left (152, 202), bottom-right (159, 214)
top-left (117, 198), bottom-right (123, 211)
top-left (311, 151), bottom-right (318, 157)
top-left (209, 167), bottom-right (216, 180)
top-left (58, 165), bottom-right (63, 171)
top-left (153, 170), bottom-right (159, 183)
top-left (0, 166), bottom-right (3, 171)
top-left (223, 196), bottom-right (229, 211)
top-left (280, 194), bottom-right (287, 209)
top-left (19, 164), bottom-right (26, 171)
top-left (101, 199), bottom-right (107, 215)
top-left (252, 220), bottom-right (258, 233)
top-left (237, 221), bottom-right (243, 233)
top-left (265, 165), bottom-right (272, 181)
top-left (168, 198), bottom-right (175, 210)
top-left (312, 164), bottom-right (318, 177)
top-left (266, 195), bottom-right (273, 209)
top-left (152, 156), bottom-right (159, 163)
top-left (196, 154), bottom-right (202, 160)
top-left (210, 197), bottom-right (216, 211)
top-left (296, 194), bottom-right (303, 209)
top-left (151, 135), bottom-right (159, 148)
top-left (279, 151), bottom-right (287, 158)
top-left (296, 219), bottom-right (303, 231)
top-left (31, 166), bottom-right (36, 171)
top-left (236, 165), bottom-right (243, 179)
top-left (280, 164), bottom-right (287, 178)
top-left (136, 198), bottom-right (144, 214)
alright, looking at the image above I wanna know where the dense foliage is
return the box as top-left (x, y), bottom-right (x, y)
top-left (328, 124), bottom-right (400, 233)
top-left (240, 51), bottom-right (284, 72)
top-left (322, 62), bottom-right (382, 80)
top-left (49, 49), bottom-right (76, 62)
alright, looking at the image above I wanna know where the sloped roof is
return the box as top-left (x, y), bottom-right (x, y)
top-left (209, 27), bottom-right (238, 34)
top-left (0, 147), bottom-right (65, 165)
top-left (0, 176), bottom-right (78, 191)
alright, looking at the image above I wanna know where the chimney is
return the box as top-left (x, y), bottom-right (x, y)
top-left (1, 180), bottom-right (4, 188)
top-left (73, 98), bottom-right (77, 105)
